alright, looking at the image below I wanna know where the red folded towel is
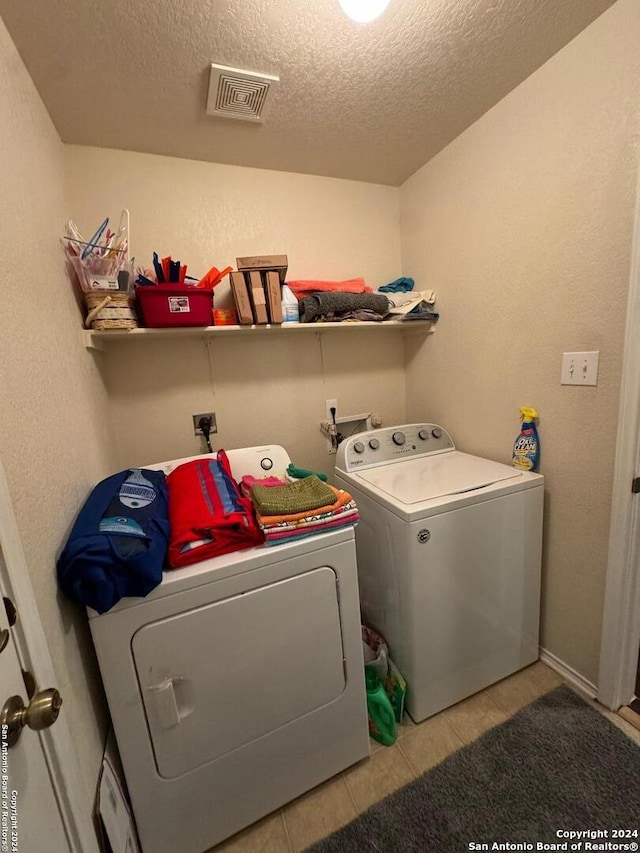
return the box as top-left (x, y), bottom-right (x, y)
top-left (167, 452), bottom-right (264, 568)
top-left (286, 278), bottom-right (371, 300)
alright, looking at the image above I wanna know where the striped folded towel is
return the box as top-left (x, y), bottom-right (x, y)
top-left (260, 501), bottom-right (358, 532)
top-left (264, 513), bottom-right (360, 546)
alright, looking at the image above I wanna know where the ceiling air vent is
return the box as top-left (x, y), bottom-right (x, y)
top-left (206, 63), bottom-right (279, 123)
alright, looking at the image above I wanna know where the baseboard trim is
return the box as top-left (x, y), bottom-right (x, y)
top-left (539, 647), bottom-right (597, 699)
top-left (618, 704), bottom-right (640, 732)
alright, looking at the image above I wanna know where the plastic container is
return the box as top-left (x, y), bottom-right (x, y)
top-left (136, 285), bottom-right (214, 328)
top-left (365, 666), bottom-right (397, 746)
top-left (213, 307), bottom-right (238, 326)
top-left (71, 254), bottom-right (133, 294)
top-left (512, 407), bottom-right (540, 471)
top-left (281, 285), bottom-right (300, 324)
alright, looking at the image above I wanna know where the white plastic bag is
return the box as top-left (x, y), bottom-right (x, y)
top-left (362, 625), bottom-right (389, 680)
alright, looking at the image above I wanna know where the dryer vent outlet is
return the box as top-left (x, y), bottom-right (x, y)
top-left (321, 413), bottom-right (372, 454)
top-left (206, 63), bottom-right (279, 122)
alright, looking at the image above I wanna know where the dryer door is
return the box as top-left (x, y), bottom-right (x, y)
top-left (132, 567), bottom-right (346, 779)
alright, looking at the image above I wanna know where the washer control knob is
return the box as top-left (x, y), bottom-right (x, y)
top-left (418, 429), bottom-right (430, 440)
top-left (392, 431), bottom-right (406, 446)
top-left (368, 438), bottom-right (380, 450)
top-left (353, 441), bottom-right (365, 454)
top-left (260, 457), bottom-right (273, 470)
top-left (431, 428), bottom-right (443, 439)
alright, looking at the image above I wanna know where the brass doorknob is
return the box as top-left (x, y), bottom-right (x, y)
top-left (1, 688), bottom-right (63, 749)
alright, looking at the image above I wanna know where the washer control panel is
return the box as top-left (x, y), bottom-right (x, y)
top-left (336, 424), bottom-right (454, 472)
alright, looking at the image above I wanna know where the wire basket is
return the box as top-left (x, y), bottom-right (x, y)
top-left (84, 292), bottom-right (138, 331)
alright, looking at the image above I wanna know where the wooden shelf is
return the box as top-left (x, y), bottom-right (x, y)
top-left (83, 320), bottom-right (435, 350)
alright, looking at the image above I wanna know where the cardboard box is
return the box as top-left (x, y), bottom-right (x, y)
top-left (264, 270), bottom-right (283, 324)
top-left (247, 270), bottom-right (268, 324)
top-left (236, 255), bottom-right (288, 285)
top-left (229, 271), bottom-right (254, 325)
top-left (95, 730), bottom-right (140, 853)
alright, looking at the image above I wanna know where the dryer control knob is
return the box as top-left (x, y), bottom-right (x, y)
top-left (353, 441), bottom-right (365, 454)
top-left (368, 438), bottom-right (380, 450)
top-left (260, 457), bottom-right (273, 470)
top-left (418, 429), bottom-right (430, 440)
top-left (431, 428), bottom-right (443, 439)
top-left (392, 431), bottom-right (406, 446)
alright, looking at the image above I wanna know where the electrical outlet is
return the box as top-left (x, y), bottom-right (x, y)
top-left (560, 352), bottom-right (599, 386)
top-left (192, 412), bottom-right (217, 435)
top-left (326, 398), bottom-right (338, 421)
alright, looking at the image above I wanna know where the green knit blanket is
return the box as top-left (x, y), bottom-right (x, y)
top-left (251, 475), bottom-right (335, 516)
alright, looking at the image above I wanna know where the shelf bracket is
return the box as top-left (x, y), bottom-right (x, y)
top-left (83, 330), bottom-right (105, 351)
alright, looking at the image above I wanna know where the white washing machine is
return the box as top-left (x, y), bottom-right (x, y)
top-left (335, 424), bottom-right (543, 723)
top-left (88, 445), bottom-right (369, 853)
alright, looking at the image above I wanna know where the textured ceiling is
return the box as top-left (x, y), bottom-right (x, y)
top-left (0, 0), bottom-right (616, 185)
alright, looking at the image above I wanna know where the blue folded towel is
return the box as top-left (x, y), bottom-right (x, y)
top-left (379, 277), bottom-right (415, 293)
top-left (57, 468), bottom-right (169, 614)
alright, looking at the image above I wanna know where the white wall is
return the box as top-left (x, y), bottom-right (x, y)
top-left (2, 16), bottom-right (634, 842)
top-left (400, 0), bottom-right (640, 684)
top-left (65, 147), bottom-right (406, 473)
top-left (0, 17), bottom-right (117, 824)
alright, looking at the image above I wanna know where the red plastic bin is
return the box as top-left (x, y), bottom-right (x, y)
top-left (136, 285), bottom-right (214, 328)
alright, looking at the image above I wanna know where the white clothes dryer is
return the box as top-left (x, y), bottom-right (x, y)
top-left (335, 424), bottom-right (544, 723)
top-left (88, 446), bottom-right (368, 853)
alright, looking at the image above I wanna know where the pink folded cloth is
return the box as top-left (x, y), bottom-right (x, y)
top-left (240, 474), bottom-right (286, 498)
top-left (286, 278), bottom-right (371, 299)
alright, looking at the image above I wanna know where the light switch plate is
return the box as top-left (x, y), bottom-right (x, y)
top-left (561, 352), bottom-right (599, 386)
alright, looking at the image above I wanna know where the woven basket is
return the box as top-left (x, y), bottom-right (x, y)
top-left (84, 291), bottom-right (138, 331)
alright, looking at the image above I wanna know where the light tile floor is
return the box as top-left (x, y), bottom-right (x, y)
top-left (213, 663), bottom-right (640, 853)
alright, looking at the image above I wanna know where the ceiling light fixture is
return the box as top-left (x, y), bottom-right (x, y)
top-left (338, 0), bottom-right (390, 23)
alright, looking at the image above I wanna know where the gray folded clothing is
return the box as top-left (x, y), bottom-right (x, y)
top-left (300, 292), bottom-right (390, 323)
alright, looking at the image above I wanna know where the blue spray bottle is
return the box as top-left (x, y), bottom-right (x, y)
top-left (512, 407), bottom-right (540, 472)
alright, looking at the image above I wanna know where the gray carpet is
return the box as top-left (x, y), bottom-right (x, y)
top-left (308, 686), bottom-right (640, 852)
